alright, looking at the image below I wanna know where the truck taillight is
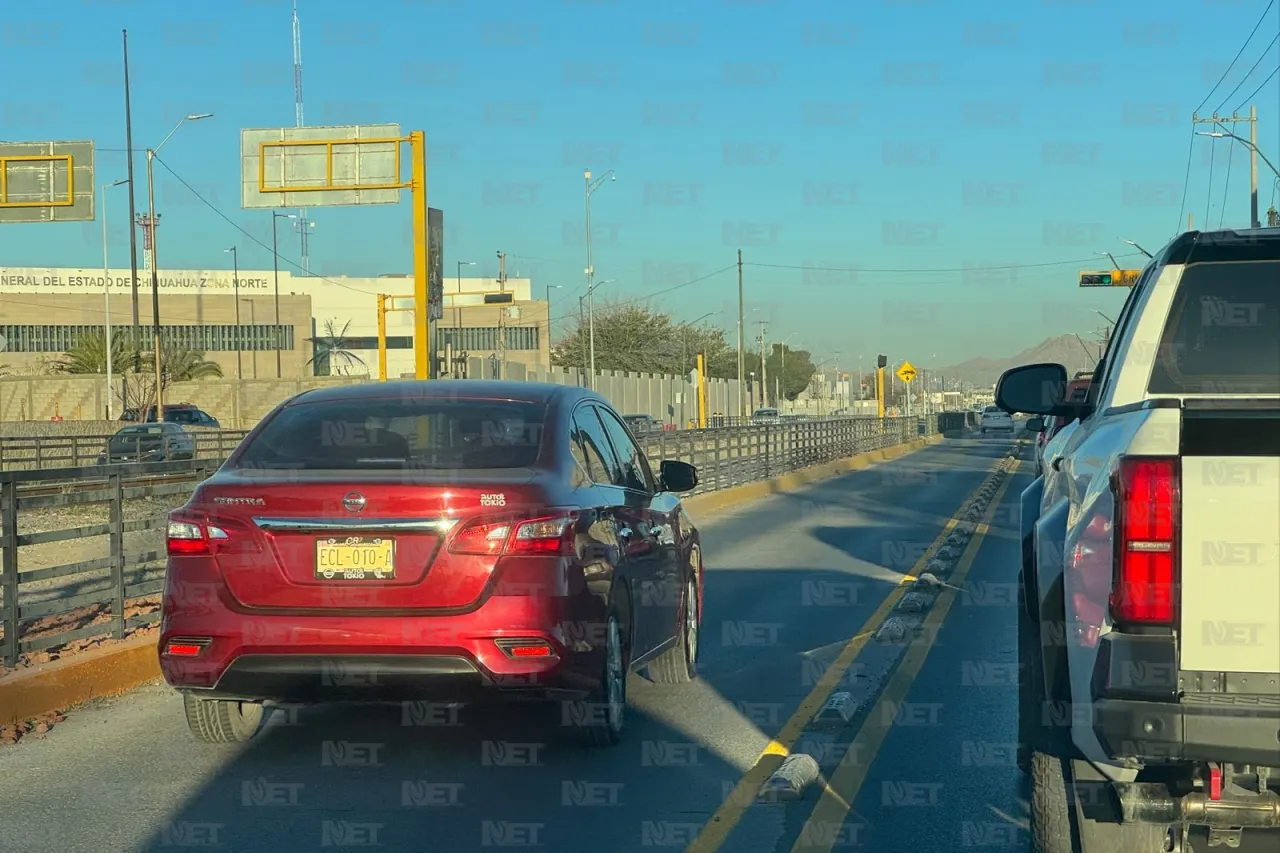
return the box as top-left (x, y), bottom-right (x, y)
top-left (1110, 457), bottom-right (1180, 626)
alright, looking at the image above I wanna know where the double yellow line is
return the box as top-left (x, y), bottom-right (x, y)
top-left (685, 452), bottom-right (1021, 853)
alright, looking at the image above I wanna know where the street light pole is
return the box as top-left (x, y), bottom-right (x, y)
top-left (545, 283), bottom-right (561, 370)
top-left (145, 112), bottom-right (213, 422)
top-left (452, 260), bottom-right (475, 377)
top-left (271, 212), bottom-right (295, 378)
top-left (101, 178), bottom-right (128, 420)
top-left (583, 168), bottom-right (615, 389)
top-left (225, 247), bottom-right (241, 380)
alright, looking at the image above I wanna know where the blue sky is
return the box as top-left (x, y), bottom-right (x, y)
top-left (2, 0), bottom-right (1277, 367)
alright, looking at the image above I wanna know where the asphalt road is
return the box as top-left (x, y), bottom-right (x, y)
top-left (1, 435), bottom-right (1022, 853)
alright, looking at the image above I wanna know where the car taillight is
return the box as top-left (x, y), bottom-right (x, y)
top-left (450, 514), bottom-right (576, 557)
top-left (1109, 457), bottom-right (1180, 626)
top-left (167, 513), bottom-right (229, 557)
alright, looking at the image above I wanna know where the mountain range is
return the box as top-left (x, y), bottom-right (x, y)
top-left (937, 335), bottom-right (1101, 388)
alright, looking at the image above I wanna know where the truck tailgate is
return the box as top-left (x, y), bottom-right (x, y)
top-left (1180, 454), bottom-right (1280, 674)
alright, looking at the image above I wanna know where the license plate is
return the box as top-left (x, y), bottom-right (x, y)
top-left (315, 537), bottom-right (396, 580)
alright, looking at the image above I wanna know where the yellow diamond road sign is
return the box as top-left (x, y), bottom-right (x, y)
top-left (896, 361), bottom-right (917, 383)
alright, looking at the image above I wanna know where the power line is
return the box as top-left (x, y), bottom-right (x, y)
top-left (1176, 128), bottom-right (1196, 233)
top-left (1234, 64), bottom-right (1279, 113)
top-left (1198, 0), bottom-right (1276, 113)
top-left (743, 255), bottom-right (1145, 274)
top-left (1216, 31), bottom-right (1280, 113)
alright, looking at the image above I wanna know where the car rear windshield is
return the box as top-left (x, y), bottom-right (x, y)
top-left (109, 426), bottom-right (167, 448)
top-left (233, 398), bottom-right (549, 470)
top-left (1148, 260), bottom-right (1280, 395)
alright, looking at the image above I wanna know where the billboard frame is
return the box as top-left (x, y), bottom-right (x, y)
top-left (0, 140), bottom-right (95, 223)
top-left (240, 124), bottom-right (404, 211)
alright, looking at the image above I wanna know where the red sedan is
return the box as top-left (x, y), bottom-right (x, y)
top-left (160, 381), bottom-right (704, 747)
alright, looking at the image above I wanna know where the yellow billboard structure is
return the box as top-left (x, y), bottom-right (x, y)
top-left (0, 141), bottom-right (95, 223)
top-left (241, 125), bottom-right (437, 379)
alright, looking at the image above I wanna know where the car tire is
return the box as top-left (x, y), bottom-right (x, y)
top-left (1026, 618), bottom-right (1172, 853)
top-left (562, 611), bottom-right (627, 748)
top-left (647, 552), bottom-right (701, 685)
top-left (182, 694), bottom-right (263, 744)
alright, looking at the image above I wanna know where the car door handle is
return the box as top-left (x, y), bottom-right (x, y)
top-left (1052, 458), bottom-right (1063, 472)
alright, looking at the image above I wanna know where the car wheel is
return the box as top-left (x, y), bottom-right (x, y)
top-left (647, 550), bottom-right (701, 684)
top-left (563, 611), bottom-right (627, 748)
top-left (182, 694), bottom-right (263, 743)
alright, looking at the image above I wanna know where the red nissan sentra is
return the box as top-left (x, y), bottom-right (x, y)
top-left (160, 380), bottom-right (703, 747)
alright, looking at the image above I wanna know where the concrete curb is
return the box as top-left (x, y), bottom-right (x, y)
top-left (0, 431), bottom-right (956, 726)
top-left (0, 633), bottom-right (161, 726)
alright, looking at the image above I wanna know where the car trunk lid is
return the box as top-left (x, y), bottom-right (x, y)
top-left (191, 470), bottom-right (546, 611)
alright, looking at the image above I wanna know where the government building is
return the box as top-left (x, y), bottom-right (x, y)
top-left (0, 266), bottom-right (552, 380)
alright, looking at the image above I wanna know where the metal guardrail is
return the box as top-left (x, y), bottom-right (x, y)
top-left (0, 412), bottom-right (979, 666)
top-left (0, 430), bottom-right (251, 472)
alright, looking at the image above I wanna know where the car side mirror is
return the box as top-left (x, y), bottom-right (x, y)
top-left (995, 362), bottom-right (1074, 416)
top-left (1026, 416), bottom-right (1045, 433)
top-left (659, 459), bottom-right (698, 493)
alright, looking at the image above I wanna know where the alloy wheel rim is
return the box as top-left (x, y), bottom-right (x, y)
top-left (605, 617), bottom-right (624, 731)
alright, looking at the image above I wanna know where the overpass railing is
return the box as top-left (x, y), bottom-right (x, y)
top-left (0, 413), bottom-right (980, 666)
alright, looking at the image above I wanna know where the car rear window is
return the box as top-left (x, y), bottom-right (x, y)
top-left (1148, 260), bottom-right (1280, 395)
top-left (234, 398), bottom-right (548, 470)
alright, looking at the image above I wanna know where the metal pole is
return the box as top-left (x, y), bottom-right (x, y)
top-left (272, 214), bottom-right (282, 377)
top-left (102, 183), bottom-right (114, 420)
top-left (579, 295), bottom-right (587, 386)
top-left (146, 149), bottom-right (164, 423)
top-left (231, 248), bottom-right (242, 380)
top-left (585, 172), bottom-right (595, 389)
top-left (736, 249), bottom-right (745, 420)
top-left (409, 130), bottom-right (430, 380)
top-left (1250, 104), bottom-right (1259, 227)
top-left (122, 30), bottom-right (140, 336)
top-left (546, 283), bottom-right (555, 369)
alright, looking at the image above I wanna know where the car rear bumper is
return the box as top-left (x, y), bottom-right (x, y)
top-left (159, 592), bottom-right (607, 704)
top-left (1094, 697), bottom-right (1280, 767)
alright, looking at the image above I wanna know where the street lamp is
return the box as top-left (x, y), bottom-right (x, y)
top-left (101, 178), bottom-right (128, 419)
top-left (271, 212), bottom-right (296, 377)
top-left (146, 111), bottom-right (212, 421)
top-left (450, 260), bottom-right (475, 377)
top-left (1195, 130), bottom-right (1280, 227)
top-left (1121, 238), bottom-right (1153, 259)
top-left (224, 247), bottom-right (241, 380)
top-left (583, 168), bottom-right (615, 389)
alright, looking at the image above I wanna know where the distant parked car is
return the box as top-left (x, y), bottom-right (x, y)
top-left (98, 423), bottom-right (196, 465)
top-left (121, 402), bottom-right (220, 428)
top-left (622, 414), bottom-right (659, 436)
top-left (750, 408), bottom-right (781, 425)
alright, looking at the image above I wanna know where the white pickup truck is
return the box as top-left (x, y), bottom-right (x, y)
top-left (996, 227), bottom-right (1280, 853)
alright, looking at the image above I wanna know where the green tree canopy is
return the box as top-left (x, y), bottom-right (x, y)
top-left (552, 301), bottom-right (816, 402)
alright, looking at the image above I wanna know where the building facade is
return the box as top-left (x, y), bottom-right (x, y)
top-left (0, 267), bottom-right (552, 379)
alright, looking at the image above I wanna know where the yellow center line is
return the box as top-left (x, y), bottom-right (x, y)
top-left (682, 454), bottom-right (1010, 853)
top-left (789, 459), bottom-right (1021, 853)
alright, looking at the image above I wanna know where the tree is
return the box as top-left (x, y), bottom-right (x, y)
top-left (56, 331), bottom-right (223, 414)
top-left (308, 318), bottom-right (367, 376)
top-left (551, 301), bottom-right (815, 401)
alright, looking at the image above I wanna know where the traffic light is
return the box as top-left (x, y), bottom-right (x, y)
top-left (1079, 269), bottom-right (1142, 287)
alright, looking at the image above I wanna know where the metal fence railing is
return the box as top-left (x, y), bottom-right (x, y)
top-left (0, 430), bottom-right (251, 472)
top-left (0, 412), bottom-right (980, 667)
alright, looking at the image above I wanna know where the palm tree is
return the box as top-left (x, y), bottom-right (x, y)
top-left (307, 318), bottom-right (367, 377)
top-left (52, 329), bottom-right (141, 375)
top-left (152, 343), bottom-right (223, 383)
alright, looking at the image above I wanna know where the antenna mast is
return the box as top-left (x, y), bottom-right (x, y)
top-left (292, 0), bottom-right (313, 274)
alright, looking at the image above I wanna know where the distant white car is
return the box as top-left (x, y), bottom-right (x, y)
top-left (980, 405), bottom-right (1014, 435)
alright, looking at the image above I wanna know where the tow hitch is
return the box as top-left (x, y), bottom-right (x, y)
top-left (1116, 782), bottom-right (1280, 829)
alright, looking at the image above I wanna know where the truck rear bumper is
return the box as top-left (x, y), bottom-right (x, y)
top-left (1095, 697), bottom-right (1280, 767)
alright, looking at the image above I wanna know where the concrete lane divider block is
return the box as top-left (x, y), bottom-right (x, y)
top-left (915, 571), bottom-right (943, 589)
top-left (925, 558), bottom-right (949, 577)
top-left (936, 545), bottom-right (960, 561)
top-left (758, 753), bottom-right (822, 802)
top-left (898, 592), bottom-right (931, 614)
top-left (811, 691), bottom-right (859, 729)
top-left (875, 617), bottom-right (908, 643)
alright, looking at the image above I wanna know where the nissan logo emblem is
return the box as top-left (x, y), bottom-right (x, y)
top-left (342, 492), bottom-right (367, 513)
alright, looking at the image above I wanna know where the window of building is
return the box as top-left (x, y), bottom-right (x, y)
top-left (0, 324), bottom-right (295, 353)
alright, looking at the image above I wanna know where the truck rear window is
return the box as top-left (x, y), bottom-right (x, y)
top-left (234, 398), bottom-right (548, 470)
top-left (1148, 260), bottom-right (1280, 395)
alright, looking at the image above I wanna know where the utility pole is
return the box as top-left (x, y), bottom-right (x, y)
top-left (736, 249), bottom-right (745, 419)
top-left (497, 251), bottom-right (507, 379)
top-left (1192, 108), bottom-right (1260, 227)
top-left (757, 319), bottom-right (768, 409)
top-left (121, 30), bottom-right (140, 336)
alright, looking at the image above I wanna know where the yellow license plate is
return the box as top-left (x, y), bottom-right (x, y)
top-left (315, 537), bottom-right (396, 580)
